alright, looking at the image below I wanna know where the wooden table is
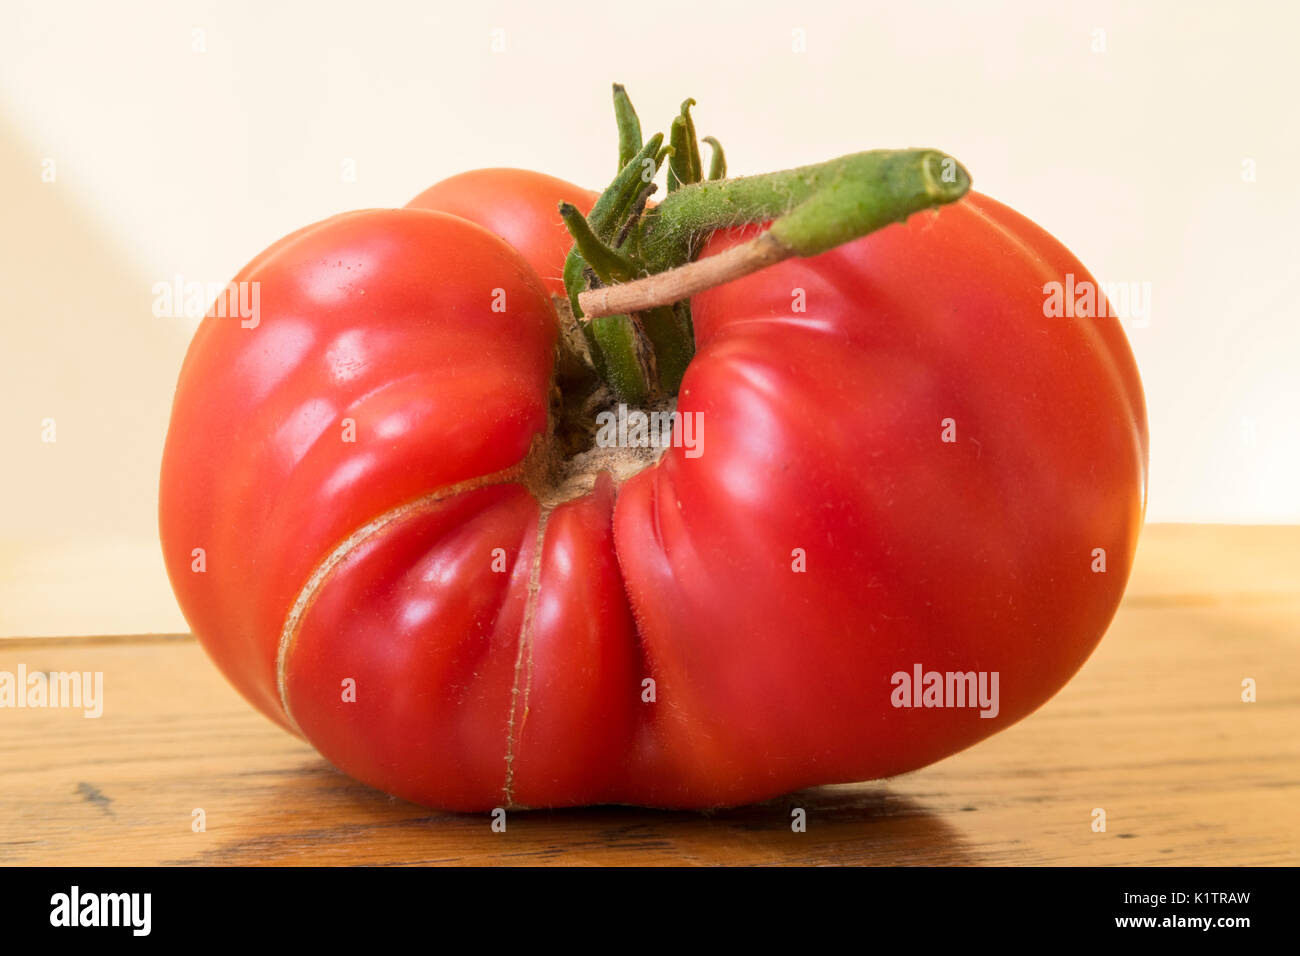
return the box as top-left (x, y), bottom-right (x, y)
top-left (2, 524), bottom-right (1296, 866)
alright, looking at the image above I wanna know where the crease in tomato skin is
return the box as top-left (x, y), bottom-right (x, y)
top-left (501, 502), bottom-right (548, 809)
top-left (507, 476), bottom-right (650, 808)
top-left (275, 451), bottom-right (548, 734)
top-left (281, 485), bottom-right (539, 811)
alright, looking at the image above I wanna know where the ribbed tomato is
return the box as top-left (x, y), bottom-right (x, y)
top-left (160, 169), bottom-right (1146, 810)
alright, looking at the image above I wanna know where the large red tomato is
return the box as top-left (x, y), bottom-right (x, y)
top-left (160, 171), bottom-right (1146, 810)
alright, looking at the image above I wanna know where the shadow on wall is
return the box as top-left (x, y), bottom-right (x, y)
top-left (0, 109), bottom-right (193, 636)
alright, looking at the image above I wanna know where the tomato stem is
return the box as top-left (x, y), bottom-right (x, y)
top-left (562, 88), bottom-right (972, 405)
top-left (667, 100), bottom-right (703, 193)
top-left (559, 202), bottom-right (635, 283)
top-left (612, 83), bottom-right (642, 172)
top-left (702, 136), bottom-right (726, 180)
top-left (578, 149), bottom-right (971, 320)
top-left (656, 148), bottom-right (971, 268)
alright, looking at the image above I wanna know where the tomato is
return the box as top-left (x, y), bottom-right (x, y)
top-left (160, 176), bottom-right (1146, 810)
top-left (406, 168), bottom-right (597, 297)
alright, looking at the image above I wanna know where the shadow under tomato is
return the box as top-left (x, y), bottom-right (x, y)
top-left (195, 762), bottom-right (972, 866)
top-left (507, 785), bottom-right (975, 866)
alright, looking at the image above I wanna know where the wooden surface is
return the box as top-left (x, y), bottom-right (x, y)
top-left (1, 523), bottom-right (1297, 866)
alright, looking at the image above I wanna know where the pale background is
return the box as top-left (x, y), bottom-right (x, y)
top-left (1, 0), bottom-right (1296, 637)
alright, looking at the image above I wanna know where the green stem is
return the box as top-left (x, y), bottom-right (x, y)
top-left (666, 119), bottom-right (690, 192)
top-left (638, 305), bottom-right (692, 394)
top-left (640, 148), bottom-right (970, 272)
top-left (563, 131), bottom-right (665, 314)
top-left (681, 100), bottom-right (703, 184)
top-left (612, 84), bottom-right (642, 171)
top-left (559, 203), bottom-right (635, 282)
top-left (561, 132), bottom-right (667, 403)
top-left (586, 314), bottom-right (650, 405)
top-left (666, 99), bottom-right (703, 193)
top-left (566, 95), bottom-right (971, 407)
top-left (702, 136), bottom-right (726, 180)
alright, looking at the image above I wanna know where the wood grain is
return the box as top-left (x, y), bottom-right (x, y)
top-left (1, 523), bottom-right (1296, 866)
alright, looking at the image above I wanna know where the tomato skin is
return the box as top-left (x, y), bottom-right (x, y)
top-left (161, 182), bottom-right (1146, 810)
top-left (406, 168), bottom-right (596, 297)
top-left (610, 192), bottom-right (1147, 805)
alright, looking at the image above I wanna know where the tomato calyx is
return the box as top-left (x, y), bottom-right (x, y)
top-left (517, 316), bottom-right (673, 513)
top-left (548, 294), bottom-right (617, 458)
top-left (560, 85), bottom-right (974, 411)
